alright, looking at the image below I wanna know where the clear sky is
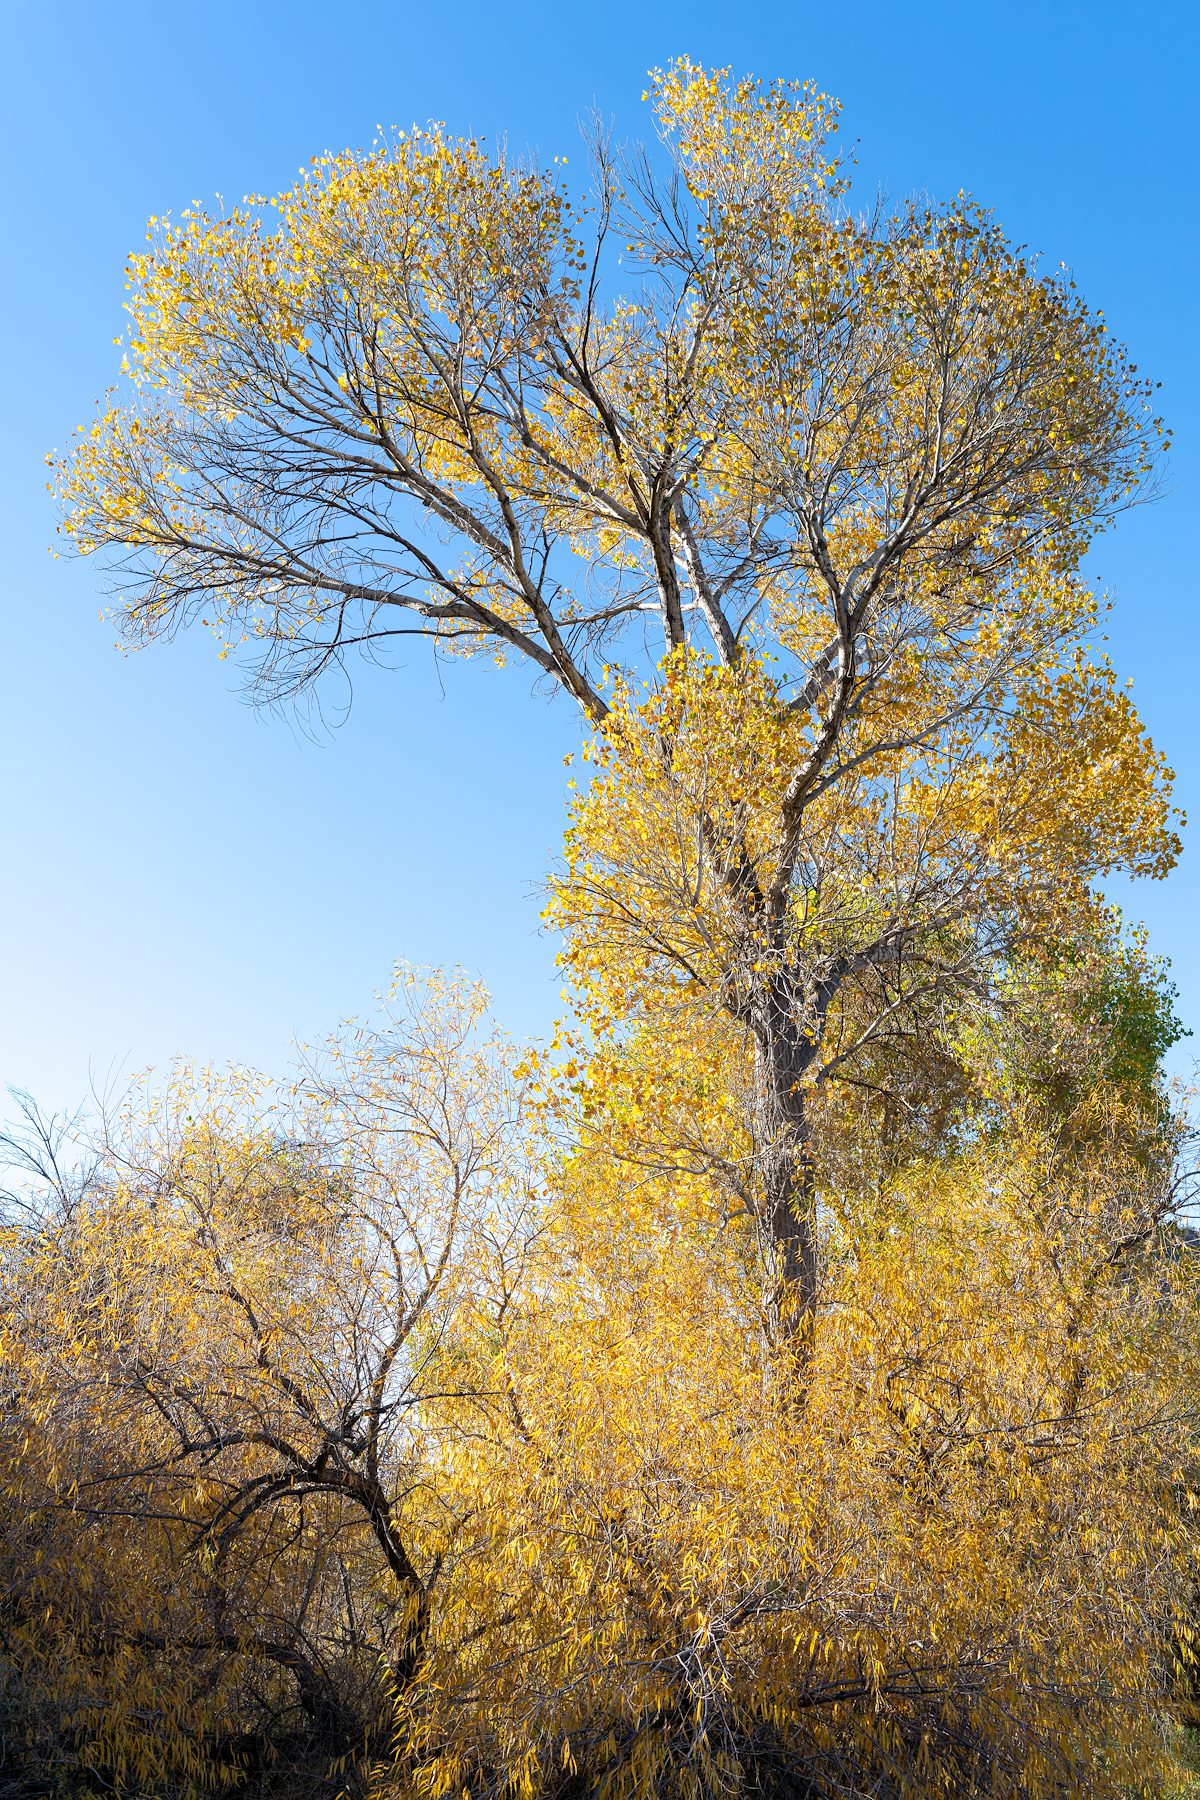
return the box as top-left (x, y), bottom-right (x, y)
top-left (3, 0), bottom-right (1197, 1112)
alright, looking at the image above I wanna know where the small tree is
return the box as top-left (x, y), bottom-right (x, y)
top-left (0, 973), bottom-right (531, 1794)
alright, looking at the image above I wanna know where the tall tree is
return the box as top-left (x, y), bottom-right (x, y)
top-left (57, 60), bottom-right (1176, 1342)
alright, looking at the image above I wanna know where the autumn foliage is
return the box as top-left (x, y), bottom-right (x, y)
top-left (5, 57), bottom-right (1196, 1800)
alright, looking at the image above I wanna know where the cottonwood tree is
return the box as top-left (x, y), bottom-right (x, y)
top-left (57, 62), bottom-right (1177, 1347)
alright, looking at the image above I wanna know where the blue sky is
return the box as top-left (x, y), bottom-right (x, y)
top-left (2, 0), bottom-right (1197, 1110)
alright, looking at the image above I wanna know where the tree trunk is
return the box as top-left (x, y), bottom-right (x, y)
top-left (751, 978), bottom-right (820, 1354)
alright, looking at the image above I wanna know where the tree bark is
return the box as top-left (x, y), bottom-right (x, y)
top-left (750, 977), bottom-right (820, 1353)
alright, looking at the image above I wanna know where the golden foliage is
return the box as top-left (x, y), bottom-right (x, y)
top-left (3, 958), bottom-right (1198, 1798)
top-left (22, 55), bottom-right (1197, 1800)
top-left (396, 1102), bottom-right (1199, 1800)
top-left (54, 61), bottom-right (1165, 718)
